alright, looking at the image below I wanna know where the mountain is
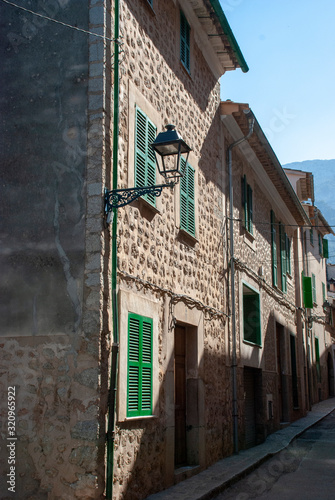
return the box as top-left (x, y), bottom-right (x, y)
top-left (284, 159), bottom-right (335, 265)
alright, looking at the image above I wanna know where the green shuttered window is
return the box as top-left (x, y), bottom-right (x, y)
top-left (312, 273), bottom-right (316, 304)
top-left (135, 106), bottom-right (157, 206)
top-left (242, 175), bottom-right (253, 234)
top-left (322, 282), bottom-right (326, 304)
top-left (127, 313), bottom-right (153, 418)
top-left (323, 238), bottom-right (329, 259)
top-left (271, 211), bottom-right (290, 292)
top-left (243, 284), bottom-right (261, 346)
top-left (180, 10), bottom-right (190, 72)
top-left (271, 210), bottom-right (278, 287)
top-left (279, 223), bottom-right (287, 293)
top-left (180, 158), bottom-right (195, 236)
top-left (302, 273), bottom-right (313, 308)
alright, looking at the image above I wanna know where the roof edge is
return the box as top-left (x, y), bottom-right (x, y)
top-left (209, 0), bottom-right (249, 73)
top-left (220, 101), bottom-right (310, 226)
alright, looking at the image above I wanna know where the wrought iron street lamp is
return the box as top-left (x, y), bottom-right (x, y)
top-left (104, 124), bottom-right (191, 213)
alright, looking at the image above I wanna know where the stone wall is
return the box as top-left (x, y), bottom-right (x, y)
top-left (0, 1), bottom-right (110, 498)
top-left (111, 0), bottom-right (230, 497)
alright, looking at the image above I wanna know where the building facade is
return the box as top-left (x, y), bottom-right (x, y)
top-left (1, 1), bottom-right (334, 499)
top-left (284, 168), bottom-right (335, 406)
top-left (221, 102), bottom-right (310, 450)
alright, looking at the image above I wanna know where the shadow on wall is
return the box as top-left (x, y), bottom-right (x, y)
top-left (113, 329), bottom-right (232, 500)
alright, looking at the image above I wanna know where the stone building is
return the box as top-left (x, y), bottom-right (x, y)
top-left (2, 0), bottom-right (334, 499)
top-left (284, 168), bottom-right (335, 405)
top-left (220, 102), bottom-right (311, 448)
top-left (111, 1), bottom-right (249, 498)
top-left (0, 0), bottom-right (249, 499)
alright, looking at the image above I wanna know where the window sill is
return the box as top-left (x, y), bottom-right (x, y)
top-left (243, 339), bottom-right (262, 348)
top-left (133, 196), bottom-right (160, 219)
top-left (243, 229), bottom-right (255, 250)
top-left (177, 228), bottom-right (198, 247)
top-left (179, 61), bottom-right (192, 81)
top-left (119, 415), bottom-right (158, 423)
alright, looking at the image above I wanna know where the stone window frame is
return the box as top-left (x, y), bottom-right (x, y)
top-left (128, 81), bottom-right (163, 214)
top-left (242, 280), bottom-right (262, 348)
top-left (118, 288), bottom-right (159, 422)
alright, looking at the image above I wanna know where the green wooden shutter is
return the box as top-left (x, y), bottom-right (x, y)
top-left (180, 160), bottom-right (195, 236)
top-left (322, 282), bottom-right (326, 304)
top-left (271, 211), bottom-right (278, 287)
top-left (247, 184), bottom-right (253, 234)
top-left (318, 233), bottom-right (323, 256)
top-left (302, 274), bottom-right (313, 308)
top-left (312, 273), bottom-right (316, 303)
top-left (279, 223), bottom-right (287, 293)
top-left (286, 234), bottom-right (291, 275)
top-left (141, 319), bottom-right (152, 413)
top-left (242, 175), bottom-right (247, 229)
top-left (323, 238), bottom-right (329, 259)
top-left (135, 107), bottom-right (157, 206)
top-left (180, 11), bottom-right (190, 71)
top-left (128, 315), bottom-right (140, 415)
top-left (127, 313), bottom-right (153, 417)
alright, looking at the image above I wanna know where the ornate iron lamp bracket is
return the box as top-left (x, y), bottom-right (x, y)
top-left (104, 182), bottom-right (175, 212)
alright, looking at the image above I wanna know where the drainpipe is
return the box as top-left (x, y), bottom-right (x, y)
top-left (227, 109), bottom-right (255, 454)
top-left (106, 0), bottom-right (120, 497)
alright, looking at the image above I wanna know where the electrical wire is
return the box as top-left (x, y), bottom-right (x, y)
top-left (0, 0), bottom-right (117, 43)
top-left (228, 216), bottom-right (335, 229)
top-left (118, 269), bottom-right (229, 320)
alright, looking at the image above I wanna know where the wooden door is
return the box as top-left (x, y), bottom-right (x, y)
top-left (175, 326), bottom-right (187, 467)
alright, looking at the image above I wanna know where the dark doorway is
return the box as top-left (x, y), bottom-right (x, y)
top-left (276, 322), bottom-right (285, 422)
top-left (290, 335), bottom-right (299, 408)
top-left (243, 367), bottom-right (263, 448)
top-left (175, 325), bottom-right (187, 467)
top-left (244, 367), bottom-right (256, 448)
top-left (328, 352), bottom-right (334, 397)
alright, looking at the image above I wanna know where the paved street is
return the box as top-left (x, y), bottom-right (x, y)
top-left (214, 411), bottom-right (335, 500)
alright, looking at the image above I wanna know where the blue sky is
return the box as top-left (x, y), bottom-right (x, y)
top-left (220, 0), bottom-right (335, 165)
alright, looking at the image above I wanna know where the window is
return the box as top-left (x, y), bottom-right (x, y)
top-left (180, 158), bottom-right (195, 236)
top-left (127, 313), bottom-right (153, 418)
top-left (322, 282), bottom-right (326, 305)
top-left (318, 233), bottom-right (323, 257)
top-left (180, 10), bottom-right (190, 72)
top-left (135, 106), bottom-right (157, 206)
top-left (302, 273), bottom-right (313, 308)
top-left (323, 238), bottom-right (329, 259)
top-left (312, 273), bottom-right (316, 303)
top-left (279, 223), bottom-right (287, 293)
top-left (242, 175), bottom-right (253, 235)
top-left (243, 283), bottom-right (261, 346)
top-left (310, 228), bottom-right (314, 246)
top-left (286, 234), bottom-right (291, 275)
top-left (271, 210), bottom-right (278, 287)
top-left (271, 211), bottom-right (290, 292)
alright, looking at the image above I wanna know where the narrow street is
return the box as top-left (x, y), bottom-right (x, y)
top-left (214, 411), bottom-right (335, 500)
